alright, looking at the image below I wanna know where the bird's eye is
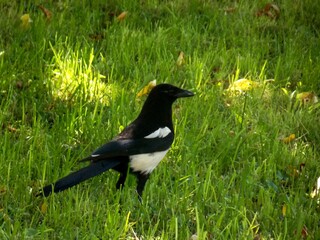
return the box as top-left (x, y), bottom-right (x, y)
top-left (163, 88), bottom-right (175, 94)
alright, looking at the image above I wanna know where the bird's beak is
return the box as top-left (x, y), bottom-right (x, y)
top-left (174, 89), bottom-right (194, 98)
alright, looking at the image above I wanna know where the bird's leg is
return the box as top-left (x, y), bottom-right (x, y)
top-left (112, 160), bottom-right (128, 190)
top-left (116, 171), bottom-right (128, 190)
top-left (136, 173), bottom-right (149, 201)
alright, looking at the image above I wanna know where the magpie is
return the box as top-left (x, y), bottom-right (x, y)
top-left (38, 84), bottom-right (194, 198)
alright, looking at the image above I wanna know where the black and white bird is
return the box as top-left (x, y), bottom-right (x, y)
top-left (38, 84), bottom-right (194, 198)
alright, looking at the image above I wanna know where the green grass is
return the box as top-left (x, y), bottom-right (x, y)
top-left (1, 0), bottom-right (320, 239)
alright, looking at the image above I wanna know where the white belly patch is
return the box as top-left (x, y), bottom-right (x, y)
top-left (130, 150), bottom-right (169, 174)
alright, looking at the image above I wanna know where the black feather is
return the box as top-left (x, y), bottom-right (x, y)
top-left (38, 160), bottom-right (120, 197)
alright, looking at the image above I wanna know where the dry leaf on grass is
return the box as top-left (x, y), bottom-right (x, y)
top-left (176, 51), bottom-right (185, 66)
top-left (227, 78), bottom-right (260, 95)
top-left (137, 80), bottom-right (157, 98)
top-left (281, 133), bottom-right (295, 144)
top-left (294, 226), bottom-right (308, 239)
top-left (296, 92), bottom-right (318, 105)
top-left (281, 204), bottom-right (287, 217)
top-left (20, 14), bottom-right (32, 29)
top-left (256, 3), bottom-right (280, 20)
top-left (38, 5), bottom-right (52, 21)
top-left (7, 125), bottom-right (18, 133)
top-left (117, 11), bottom-right (128, 21)
top-left (40, 202), bottom-right (48, 214)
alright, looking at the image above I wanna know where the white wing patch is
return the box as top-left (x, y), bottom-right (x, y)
top-left (144, 127), bottom-right (171, 139)
top-left (130, 150), bottom-right (169, 174)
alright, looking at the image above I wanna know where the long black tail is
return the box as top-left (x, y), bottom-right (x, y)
top-left (38, 160), bottom-right (120, 197)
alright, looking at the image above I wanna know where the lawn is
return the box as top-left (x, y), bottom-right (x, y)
top-left (1, 0), bottom-right (320, 239)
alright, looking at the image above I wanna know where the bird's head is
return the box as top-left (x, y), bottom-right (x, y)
top-left (136, 83), bottom-right (194, 132)
top-left (148, 84), bottom-right (194, 101)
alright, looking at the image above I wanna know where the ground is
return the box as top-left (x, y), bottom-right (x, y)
top-left (0, 0), bottom-right (320, 239)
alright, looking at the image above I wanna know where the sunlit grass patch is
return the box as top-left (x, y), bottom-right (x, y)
top-left (48, 40), bottom-right (114, 106)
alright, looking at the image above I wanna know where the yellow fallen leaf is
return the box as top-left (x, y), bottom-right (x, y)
top-left (227, 78), bottom-right (259, 94)
top-left (281, 134), bottom-right (295, 144)
top-left (40, 202), bottom-right (48, 214)
top-left (282, 204), bottom-right (287, 217)
top-left (296, 92), bottom-right (318, 105)
top-left (117, 11), bottom-right (128, 21)
top-left (176, 51), bottom-right (185, 66)
top-left (20, 14), bottom-right (32, 29)
top-left (137, 80), bottom-right (156, 97)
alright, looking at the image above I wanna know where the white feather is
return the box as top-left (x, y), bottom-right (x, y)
top-left (144, 129), bottom-right (160, 139)
top-left (144, 127), bottom-right (171, 139)
top-left (130, 150), bottom-right (169, 174)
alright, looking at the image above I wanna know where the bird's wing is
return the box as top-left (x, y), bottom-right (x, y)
top-left (80, 132), bottom-right (174, 163)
